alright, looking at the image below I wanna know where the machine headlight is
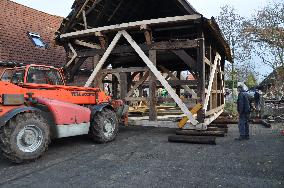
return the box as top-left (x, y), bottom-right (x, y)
top-left (2, 94), bottom-right (25, 106)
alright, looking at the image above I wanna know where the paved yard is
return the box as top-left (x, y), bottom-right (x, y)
top-left (0, 123), bottom-right (283, 188)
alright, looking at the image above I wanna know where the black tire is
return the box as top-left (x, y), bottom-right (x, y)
top-left (0, 112), bottom-right (50, 163)
top-left (89, 108), bottom-right (118, 143)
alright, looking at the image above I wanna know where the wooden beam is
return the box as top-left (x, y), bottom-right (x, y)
top-left (77, 39), bottom-right (198, 57)
top-left (125, 97), bottom-right (148, 101)
top-left (101, 67), bottom-right (149, 74)
top-left (149, 50), bottom-right (157, 121)
top-left (203, 53), bottom-right (221, 111)
top-left (168, 135), bottom-right (216, 145)
top-left (176, 130), bottom-right (225, 137)
top-left (60, 14), bottom-right (202, 39)
top-left (122, 30), bottom-right (198, 125)
top-left (159, 65), bottom-right (198, 99)
top-left (152, 40), bottom-right (197, 50)
top-left (82, 10), bottom-right (88, 30)
top-left (85, 32), bottom-right (122, 87)
top-left (126, 71), bottom-right (149, 98)
top-left (205, 104), bottom-right (225, 117)
top-left (120, 72), bottom-right (128, 99)
top-left (66, 43), bottom-right (77, 67)
top-left (196, 38), bottom-right (206, 123)
top-left (172, 50), bottom-right (196, 72)
top-left (74, 40), bottom-right (101, 49)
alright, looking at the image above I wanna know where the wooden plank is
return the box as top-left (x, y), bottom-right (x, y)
top-left (126, 71), bottom-right (149, 98)
top-left (149, 50), bottom-right (157, 121)
top-left (74, 40), bottom-right (101, 49)
top-left (84, 32), bottom-right (122, 87)
top-left (205, 104), bottom-right (225, 116)
top-left (60, 15), bottom-right (202, 39)
top-left (101, 67), bottom-right (149, 74)
top-left (168, 135), bottom-right (216, 145)
top-left (203, 53), bottom-right (221, 111)
top-left (122, 30), bottom-right (198, 125)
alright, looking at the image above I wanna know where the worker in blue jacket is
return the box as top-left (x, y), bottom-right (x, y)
top-left (235, 85), bottom-right (251, 140)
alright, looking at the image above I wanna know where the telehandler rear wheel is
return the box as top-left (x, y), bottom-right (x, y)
top-left (90, 108), bottom-right (118, 143)
top-left (0, 112), bottom-right (50, 163)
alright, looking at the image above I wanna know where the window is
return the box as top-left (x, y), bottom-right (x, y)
top-left (0, 69), bottom-right (14, 81)
top-left (28, 32), bottom-right (48, 49)
top-left (11, 69), bottom-right (25, 84)
top-left (27, 66), bottom-right (64, 85)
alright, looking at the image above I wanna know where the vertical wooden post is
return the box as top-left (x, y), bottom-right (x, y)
top-left (197, 37), bottom-right (205, 123)
top-left (138, 72), bottom-right (143, 97)
top-left (208, 45), bottom-right (213, 111)
top-left (149, 50), bottom-right (157, 121)
top-left (93, 55), bottom-right (101, 88)
top-left (120, 72), bottom-right (128, 99)
top-left (112, 74), bottom-right (118, 99)
top-left (176, 71), bottom-right (181, 107)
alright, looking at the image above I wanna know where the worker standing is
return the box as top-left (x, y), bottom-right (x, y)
top-left (235, 85), bottom-right (251, 140)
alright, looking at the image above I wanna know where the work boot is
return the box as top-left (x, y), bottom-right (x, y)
top-left (235, 136), bottom-right (246, 141)
top-left (244, 135), bottom-right (250, 140)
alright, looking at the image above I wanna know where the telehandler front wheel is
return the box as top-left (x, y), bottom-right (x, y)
top-left (0, 112), bottom-right (50, 163)
top-left (89, 108), bottom-right (118, 143)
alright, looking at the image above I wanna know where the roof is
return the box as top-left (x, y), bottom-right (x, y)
top-left (57, 0), bottom-right (232, 63)
top-left (57, 0), bottom-right (232, 62)
top-left (0, 0), bottom-right (66, 68)
top-left (259, 66), bottom-right (284, 87)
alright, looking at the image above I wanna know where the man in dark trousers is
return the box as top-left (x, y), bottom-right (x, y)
top-left (236, 85), bottom-right (251, 140)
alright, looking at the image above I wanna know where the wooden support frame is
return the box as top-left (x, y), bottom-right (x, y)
top-left (159, 66), bottom-right (197, 99)
top-left (126, 71), bottom-right (149, 98)
top-left (203, 53), bottom-right (221, 111)
top-left (84, 30), bottom-right (198, 125)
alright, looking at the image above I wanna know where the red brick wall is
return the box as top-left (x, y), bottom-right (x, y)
top-left (0, 0), bottom-right (66, 67)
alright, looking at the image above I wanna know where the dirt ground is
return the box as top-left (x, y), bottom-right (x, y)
top-left (0, 123), bottom-right (283, 188)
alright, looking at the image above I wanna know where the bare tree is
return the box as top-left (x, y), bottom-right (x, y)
top-left (217, 5), bottom-right (253, 90)
top-left (244, 1), bottom-right (284, 97)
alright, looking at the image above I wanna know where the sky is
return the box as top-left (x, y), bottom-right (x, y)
top-left (10, 0), bottom-right (279, 80)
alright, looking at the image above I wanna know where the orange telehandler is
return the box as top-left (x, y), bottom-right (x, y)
top-left (0, 64), bottom-right (128, 163)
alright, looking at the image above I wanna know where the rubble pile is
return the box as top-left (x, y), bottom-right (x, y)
top-left (262, 100), bottom-right (284, 122)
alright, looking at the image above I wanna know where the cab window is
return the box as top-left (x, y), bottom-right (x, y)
top-left (26, 66), bottom-right (64, 85)
top-left (11, 69), bottom-right (25, 84)
top-left (1, 69), bottom-right (14, 81)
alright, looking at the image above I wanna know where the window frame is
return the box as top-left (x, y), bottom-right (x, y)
top-left (27, 32), bottom-right (48, 49)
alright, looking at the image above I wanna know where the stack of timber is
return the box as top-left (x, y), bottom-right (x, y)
top-left (129, 105), bottom-right (184, 116)
top-left (168, 125), bottom-right (228, 145)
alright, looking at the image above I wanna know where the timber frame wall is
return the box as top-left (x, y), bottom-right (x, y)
top-left (57, 1), bottom-right (231, 130)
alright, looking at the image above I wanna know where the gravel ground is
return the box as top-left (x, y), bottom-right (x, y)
top-left (0, 123), bottom-right (283, 188)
